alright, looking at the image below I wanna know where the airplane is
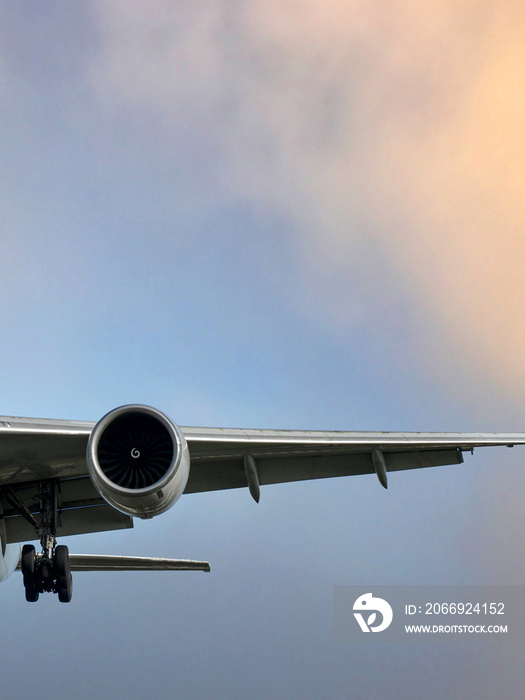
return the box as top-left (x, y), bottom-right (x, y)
top-left (0, 403), bottom-right (523, 602)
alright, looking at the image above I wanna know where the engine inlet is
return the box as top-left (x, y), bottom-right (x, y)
top-left (97, 413), bottom-right (174, 489)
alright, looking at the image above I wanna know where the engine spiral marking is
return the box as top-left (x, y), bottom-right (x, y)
top-left (131, 448), bottom-right (141, 459)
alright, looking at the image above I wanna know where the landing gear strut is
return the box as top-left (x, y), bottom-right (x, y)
top-left (20, 481), bottom-right (72, 603)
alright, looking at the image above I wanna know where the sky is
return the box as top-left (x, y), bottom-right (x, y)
top-left (1, 2), bottom-right (525, 698)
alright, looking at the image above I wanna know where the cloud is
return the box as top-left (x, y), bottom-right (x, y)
top-left (90, 0), bottom-right (525, 398)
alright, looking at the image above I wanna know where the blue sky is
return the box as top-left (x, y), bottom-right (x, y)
top-left (1, 3), bottom-right (525, 698)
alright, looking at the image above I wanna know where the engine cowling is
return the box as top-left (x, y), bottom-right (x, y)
top-left (0, 542), bottom-right (21, 582)
top-left (87, 405), bottom-right (190, 519)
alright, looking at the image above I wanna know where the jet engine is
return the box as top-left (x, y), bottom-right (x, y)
top-left (87, 405), bottom-right (190, 519)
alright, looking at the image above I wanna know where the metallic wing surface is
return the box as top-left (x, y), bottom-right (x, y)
top-left (0, 406), bottom-right (523, 602)
top-left (1, 412), bottom-right (524, 510)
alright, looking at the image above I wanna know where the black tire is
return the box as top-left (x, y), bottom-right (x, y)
top-left (21, 544), bottom-right (36, 584)
top-left (22, 545), bottom-right (40, 601)
top-left (55, 545), bottom-right (72, 603)
top-left (57, 573), bottom-right (72, 603)
top-left (54, 545), bottom-right (70, 579)
top-left (24, 580), bottom-right (39, 603)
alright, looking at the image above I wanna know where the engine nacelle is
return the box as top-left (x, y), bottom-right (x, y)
top-left (0, 542), bottom-right (21, 582)
top-left (87, 405), bottom-right (190, 519)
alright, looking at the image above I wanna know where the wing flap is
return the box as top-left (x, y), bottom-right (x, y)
top-left (184, 447), bottom-right (464, 494)
top-left (3, 504), bottom-right (133, 544)
top-left (0, 476), bottom-right (132, 543)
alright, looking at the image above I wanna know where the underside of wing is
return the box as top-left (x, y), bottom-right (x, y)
top-left (0, 416), bottom-right (93, 484)
top-left (1, 413), bottom-right (525, 539)
top-left (0, 476), bottom-right (133, 544)
top-left (27, 554), bottom-right (210, 572)
top-left (182, 427), bottom-right (525, 495)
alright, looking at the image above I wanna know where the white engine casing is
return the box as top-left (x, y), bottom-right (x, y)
top-left (86, 405), bottom-right (190, 519)
top-left (0, 542), bottom-right (21, 582)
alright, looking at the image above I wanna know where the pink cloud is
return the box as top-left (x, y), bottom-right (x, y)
top-left (91, 1), bottom-right (525, 397)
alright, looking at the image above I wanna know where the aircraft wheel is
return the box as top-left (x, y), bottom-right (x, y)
top-left (55, 545), bottom-right (72, 603)
top-left (57, 573), bottom-right (72, 603)
top-left (21, 544), bottom-right (36, 584)
top-left (55, 545), bottom-right (70, 576)
top-left (22, 545), bottom-right (40, 601)
top-left (24, 580), bottom-right (39, 603)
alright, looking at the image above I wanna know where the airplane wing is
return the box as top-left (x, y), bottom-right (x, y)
top-left (181, 426), bottom-right (522, 495)
top-left (17, 554), bottom-right (210, 572)
top-left (1, 410), bottom-right (524, 545)
top-left (2, 407), bottom-right (525, 603)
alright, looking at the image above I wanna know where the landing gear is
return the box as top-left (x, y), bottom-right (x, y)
top-left (21, 541), bottom-right (72, 603)
top-left (19, 481), bottom-right (73, 603)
